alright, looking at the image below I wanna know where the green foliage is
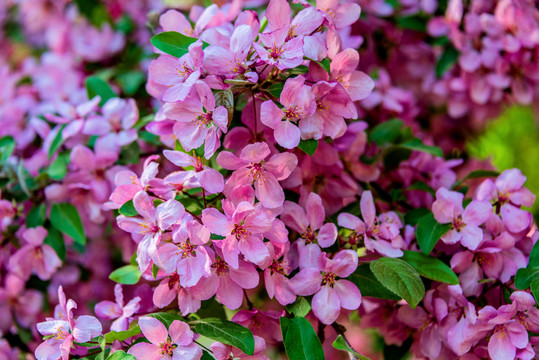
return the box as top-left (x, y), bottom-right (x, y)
top-left (416, 212), bottom-right (452, 254)
top-left (147, 312), bottom-right (184, 328)
top-left (287, 297), bottom-right (312, 317)
top-left (401, 250), bottom-right (459, 285)
top-left (150, 31), bottom-right (208, 58)
top-left (44, 227), bottom-right (66, 261)
top-left (85, 76), bottom-right (118, 106)
top-left (50, 203), bottom-right (86, 247)
top-left (119, 200), bottom-right (138, 217)
top-left (435, 45), bottom-right (458, 78)
top-left (26, 204), bottom-right (46, 228)
top-left (280, 316), bottom-right (325, 360)
top-left (0, 136), bottom-right (15, 165)
top-left (370, 258), bottom-right (425, 308)
top-left (298, 139), bottom-right (318, 156)
top-left (193, 318), bottom-right (255, 355)
top-left (106, 351), bottom-right (135, 360)
top-left (109, 265), bottom-right (141, 285)
top-left (332, 335), bottom-right (371, 359)
top-left (349, 264), bottom-right (400, 300)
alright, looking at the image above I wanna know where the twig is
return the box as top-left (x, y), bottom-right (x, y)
top-left (251, 91), bottom-right (258, 142)
top-left (332, 322), bottom-right (359, 360)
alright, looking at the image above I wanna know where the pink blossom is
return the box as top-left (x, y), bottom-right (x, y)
top-left (85, 98), bottom-right (138, 146)
top-left (163, 91), bottom-right (228, 159)
top-left (9, 226), bottom-right (61, 280)
top-left (338, 190), bottom-right (404, 257)
top-left (153, 274), bottom-right (202, 316)
top-left (164, 150), bottom-right (224, 194)
top-left (217, 142), bottom-right (297, 208)
top-left (94, 284), bottom-right (141, 332)
top-left (260, 76), bottom-right (316, 148)
top-left (282, 192), bottom-right (337, 248)
top-left (262, 243), bottom-right (296, 306)
top-left (35, 286), bottom-right (102, 360)
top-left (289, 250), bottom-right (361, 324)
top-left (316, 0), bottom-right (362, 30)
top-left (212, 335), bottom-right (268, 360)
top-left (433, 187), bottom-right (492, 250)
top-left (253, 26), bottom-right (304, 70)
top-left (128, 317), bottom-right (202, 360)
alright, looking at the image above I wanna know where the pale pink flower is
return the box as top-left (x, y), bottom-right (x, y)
top-left (94, 284), bottom-right (141, 332)
top-left (253, 27), bottom-right (304, 70)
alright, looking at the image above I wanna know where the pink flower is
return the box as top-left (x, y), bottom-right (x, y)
top-left (156, 216), bottom-right (212, 287)
top-left (127, 317), bottom-right (202, 360)
top-left (153, 274), bottom-right (202, 316)
top-left (217, 142), bottom-right (297, 208)
top-left (338, 190), bottom-right (404, 257)
top-left (191, 249), bottom-right (259, 310)
top-left (163, 150), bottom-right (224, 194)
top-left (289, 250), bottom-right (361, 324)
top-left (163, 92), bottom-right (228, 159)
top-left (202, 200), bottom-right (274, 268)
top-left (260, 76), bottom-right (316, 149)
top-left (262, 243), bottom-right (296, 306)
top-left (475, 169), bottom-right (535, 233)
top-left (212, 335), bottom-right (268, 360)
top-left (232, 309), bottom-right (284, 343)
top-left (35, 286), bottom-right (102, 360)
top-left (281, 192), bottom-right (337, 248)
top-left (9, 226), bottom-right (61, 281)
top-left (316, 0), bottom-right (362, 30)
top-left (432, 187), bottom-right (492, 250)
top-left (253, 26), bottom-right (304, 70)
top-left (203, 24), bottom-right (258, 82)
top-left (117, 191), bottom-right (185, 271)
top-left (148, 41), bottom-right (208, 103)
top-left (85, 98), bottom-right (138, 146)
top-left (94, 284), bottom-right (141, 332)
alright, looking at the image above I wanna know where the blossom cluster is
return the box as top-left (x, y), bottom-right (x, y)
top-left (0, 0), bottom-right (538, 359)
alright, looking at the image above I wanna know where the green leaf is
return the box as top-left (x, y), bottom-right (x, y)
top-left (147, 312), bottom-right (183, 329)
top-left (266, 83), bottom-right (284, 98)
top-left (383, 147), bottom-right (412, 171)
top-left (44, 227), bottom-right (66, 261)
top-left (349, 264), bottom-right (400, 300)
top-left (435, 45), bottom-right (459, 78)
top-left (463, 170), bottom-right (500, 180)
top-left (109, 265), bottom-right (141, 285)
top-left (85, 76), bottom-right (117, 106)
top-left (404, 208), bottom-right (430, 226)
top-left (332, 335), bottom-right (371, 360)
top-left (150, 31), bottom-right (208, 58)
top-left (416, 212), bottom-right (452, 254)
top-left (152, 263), bottom-right (160, 279)
top-left (529, 240), bottom-right (539, 268)
top-left (398, 138), bottom-right (443, 157)
top-left (287, 297), bottom-right (311, 317)
top-left (298, 139), bottom-right (318, 156)
top-left (116, 71), bottom-right (145, 96)
top-left (396, 15), bottom-right (427, 32)
top-left (201, 350), bottom-right (215, 360)
top-left (311, 58), bottom-right (331, 74)
top-left (106, 351), bottom-right (135, 360)
top-left (47, 153), bottom-right (69, 181)
top-left (0, 136), bottom-right (15, 165)
top-left (401, 251), bottom-right (459, 285)
top-left (280, 316), bottom-right (325, 360)
top-left (370, 258), bottom-right (425, 308)
top-left (104, 322), bottom-right (142, 343)
top-left (193, 318), bottom-right (255, 355)
top-left (119, 200), bottom-right (138, 217)
top-left (407, 181), bottom-right (435, 195)
top-left (48, 125), bottom-right (66, 158)
top-left (370, 118), bottom-right (403, 146)
top-left (531, 278), bottom-right (539, 304)
top-left (50, 203), bottom-right (86, 247)
top-left (26, 204), bottom-right (46, 228)
top-left (515, 267), bottom-right (539, 290)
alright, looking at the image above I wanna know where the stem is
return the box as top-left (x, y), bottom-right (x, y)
top-left (331, 323), bottom-right (359, 360)
top-left (194, 340), bottom-right (213, 353)
top-left (202, 188), bottom-right (207, 208)
top-left (318, 322), bottom-right (326, 344)
top-left (251, 91), bottom-right (258, 142)
top-left (244, 289), bottom-right (254, 310)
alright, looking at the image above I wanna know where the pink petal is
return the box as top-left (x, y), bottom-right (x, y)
top-left (255, 172), bottom-right (285, 209)
top-left (289, 268), bottom-right (323, 296)
top-left (501, 204), bottom-right (531, 233)
top-left (260, 101), bottom-right (284, 129)
top-left (138, 316), bottom-right (168, 345)
top-left (127, 342), bottom-right (161, 360)
top-left (488, 327), bottom-right (516, 360)
top-left (274, 120), bottom-right (301, 149)
top-left (334, 280), bottom-right (361, 310)
top-left (312, 286), bottom-right (341, 325)
top-left (317, 223), bottom-right (337, 248)
top-left (202, 208), bottom-right (233, 236)
top-left (306, 193), bottom-right (325, 230)
top-left (72, 315), bottom-right (102, 343)
top-left (360, 190), bottom-right (376, 228)
top-left (169, 320), bottom-right (194, 346)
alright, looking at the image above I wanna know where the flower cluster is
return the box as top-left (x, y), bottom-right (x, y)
top-left (0, 0), bottom-right (538, 359)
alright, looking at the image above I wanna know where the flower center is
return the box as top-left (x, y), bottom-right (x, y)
top-left (284, 105), bottom-right (301, 122)
top-left (452, 215), bottom-right (466, 232)
top-left (249, 162), bottom-right (265, 181)
top-left (194, 112), bottom-right (213, 127)
top-left (349, 231), bottom-right (364, 246)
top-left (211, 257), bottom-right (230, 276)
top-left (177, 241), bottom-right (196, 258)
top-left (321, 272), bottom-right (336, 287)
top-left (300, 226), bottom-right (316, 243)
top-left (232, 224), bottom-right (249, 241)
top-left (269, 42), bottom-right (285, 59)
top-left (160, 339), bottom-right (177, 356)
top-left (269, 259), bottom-right (288, 276)
top-left (177, 63), bottom-right (193, 77)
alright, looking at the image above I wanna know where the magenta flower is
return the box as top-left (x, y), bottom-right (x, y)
top-left (94, 284), bottom-right (141, 332)
top-left (153, 274), bottom-right (202, 316)
top-left (475, 169), bottom-right (535, 233)
top-left (432, 187), bottom-right (492, 250)
top-left (163, 150), bottom-right (224, 194)
top-left (202, 200), bottom-right (274, 268)
top-left (338, 190), bottom-right (404, 257)
top-left (156, 216), bottom-right (212, 287)
top-left (289, 250), bottom-right (361, 324)
top-left (163, 92), bottom-right (228, 159)
top-left (192, 250), bottom-right (260, 310)
top-left (260, 76), bottom-right (316, 149)
top-left (316, 0), bottom-right (362, 30)
top-left (281, 192), bottom-right (337, 248)
top-left (35, 286), bottom-right (102, 360)
top-left (203, 24), bottom-right (258, 82)
top-left (253, 26), bottom-right (304, 70)
top-left (148, 41), bottom-right (207, 103)
top-left (212, 335), bottom-right (267, 360)
top-left (85, 97), bottom-right (138, 146)
top-left (127, 317), bottom-right (202, 360)
top-left (9, 226), bottom-right (61, 281)
top-left (217, 142), bottom-right (297, 208)
top-left (117, 191), bottom-right (185, 271)
top-left (262, 243), bottom-right (296, 306)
